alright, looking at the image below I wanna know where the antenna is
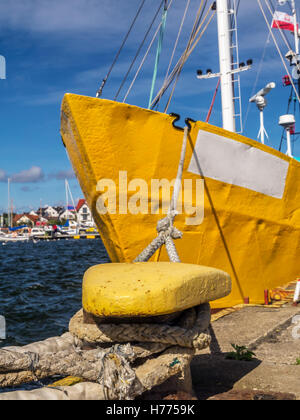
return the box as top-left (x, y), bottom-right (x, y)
top-left (279, 114), bottom-right (296, 157)
top-left (249, 82), bottom-right (276, 144)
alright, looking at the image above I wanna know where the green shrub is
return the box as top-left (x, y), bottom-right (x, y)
top-left (226, 344), bottom-right (256, 361)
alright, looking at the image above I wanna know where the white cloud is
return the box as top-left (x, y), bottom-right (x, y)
top-left (0, 169), bottom-right (8, 182)
top-left (48, 169), bottom-right (76, 180)
top-left (0, 0), bottom-right (154, 34)
top-left (11, 166), bottom-right (45, 183)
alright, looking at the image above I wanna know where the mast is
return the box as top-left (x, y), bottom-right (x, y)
top-left (291, 0), bottom-right (299, 55)
top-left (65, 179), bottom-right (69, 221)
top-left (65, 179), bottom-right (79, 231)
top-left (7, 178), bottom-right (10, 228)
top-left (216, 0), bottom-right (236, 132)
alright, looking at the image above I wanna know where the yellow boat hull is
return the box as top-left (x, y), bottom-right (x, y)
top-left (61, 94), bottom-right (300, 308)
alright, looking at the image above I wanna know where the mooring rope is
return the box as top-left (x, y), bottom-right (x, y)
top-left (69, 304), bottom-right (211, 350)
top-left (134, 126), bottom-right (188, 263)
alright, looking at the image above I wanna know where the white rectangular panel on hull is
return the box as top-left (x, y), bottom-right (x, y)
top-left (188, 130), bottom-right (289, 199)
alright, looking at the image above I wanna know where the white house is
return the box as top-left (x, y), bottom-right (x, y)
top-left (59, 209), bottom-right (76, 221)
top-left (29, 210), bottom-right (38, 217)
top-left (13, 214), bottom-right (41, 226)
top-left (44, 206), bottom-right (59, 219)
top-left (76, 199), bottom-right (95, 226)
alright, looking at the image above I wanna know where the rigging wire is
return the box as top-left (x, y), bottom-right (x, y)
top-left (244, 32), bottom-right (271, 131)
top-left (95, 0), bottom-right (146, 98)
top-left (163, 3), bottom-right (211, 113)
top-left (122, 0), bottom-right (174, 103)
top-left (148, 0), bottom-right (169, 109)
top-left (163, 0), bottom-right (191, 93)
top-left (114, 0), bottom-right (165, 101)
top-left (124, 0), bottom-right (210, 107)
top-left (257, 0), bottom-right (300, 104)
top-left (265, 0), bottom-right (292, 51)
top-left (159, 0), bottom-right (208, 112)
top-left (163, 3), bottom-right (215, 112)
top-left (151, 1), bottom-right (215, 111)
top-left (154, 0), bottom-right (201, 110)
top-left (154, 0), bottom-right (192, 110)
top-left (154, 0), bottom-right (207, 104)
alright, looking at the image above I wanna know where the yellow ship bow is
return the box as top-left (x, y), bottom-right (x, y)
top-left (61, 93), bottom-right (300, 308)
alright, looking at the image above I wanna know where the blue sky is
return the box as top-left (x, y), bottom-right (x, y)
top-left (0, 0), bottom-right (300, 213)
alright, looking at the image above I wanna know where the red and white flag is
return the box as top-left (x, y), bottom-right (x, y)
top-left (272, 11), bottom-right (298, 32)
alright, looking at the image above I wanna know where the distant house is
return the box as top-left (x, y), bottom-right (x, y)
top-left (14, 214), bottom-right (39, 226)
top-left (76, 199), bottom-right (94, 226)
top-left (29, 210), bottom-right (38, 217)
top-left (43, 206), bottom-right (59, 219)
top-left (59, 209), bottom-right (76, 221)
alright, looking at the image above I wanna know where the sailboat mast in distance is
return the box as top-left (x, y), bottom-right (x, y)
top-left (7, 178), bottom-right (10, 228)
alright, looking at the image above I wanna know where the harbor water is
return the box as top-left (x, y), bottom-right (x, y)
top-left (0, 239), bottom-right (109, 348)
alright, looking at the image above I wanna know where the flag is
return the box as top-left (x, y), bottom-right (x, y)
top-left (272, 11), bottom-right (298, 32)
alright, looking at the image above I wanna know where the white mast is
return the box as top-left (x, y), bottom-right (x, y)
top-left (7, 178), bottom-right (10, 228)
top-left (65, 179), bottom-right (79, 232)
top-left (291, 0), bottom-right (299, 55)
top-left (216, 0), bottom-right (236, 132)
top-left (65, 179), bottom-right (69, 220)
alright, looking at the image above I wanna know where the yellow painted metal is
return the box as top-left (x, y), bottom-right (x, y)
top-left (49, 377), bottom-right (83, 388)
top-left (61, 94), bottom-right (300, 308)
top-left (82, 262), bottom-right (231, 317)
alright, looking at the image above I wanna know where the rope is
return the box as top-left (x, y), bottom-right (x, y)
top-left (114, 0), bottom-right (165, 101)
top-left (122, 0), bottom-right (174, 104)
top-left (151, 2), bottom-right (215, 110)
top-left (148, 0), bottom-right (169, 109)
top-left (97, 344), bottom-right (137, 400)
top-left (158, 0), bottom-right (207, 110)
top-left (134, 126), bottom-right (188, 263)
top-left (164, 4), bottom-right (215, 112)
top-left (69, 304), bottom-right (211, 351)
top-left (96, 0), bottom-right (146, 98)
top-left (164, 0), bottom-right (191, 86)
top-left (206, 78), bottom-right (220, 123)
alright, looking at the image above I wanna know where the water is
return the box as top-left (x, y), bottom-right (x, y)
top-left (0, 239), bottom-right (110, 348)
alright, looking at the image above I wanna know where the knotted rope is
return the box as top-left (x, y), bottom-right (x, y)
top-left (134, 126), bottom-right (188, 263)
top-left (134, 211), bottom-right (182, 263)
top-left (97, 344), bottom-right (138, 400)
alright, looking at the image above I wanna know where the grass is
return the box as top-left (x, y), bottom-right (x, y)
top-left (226, 344), bottom-right (256, 362)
